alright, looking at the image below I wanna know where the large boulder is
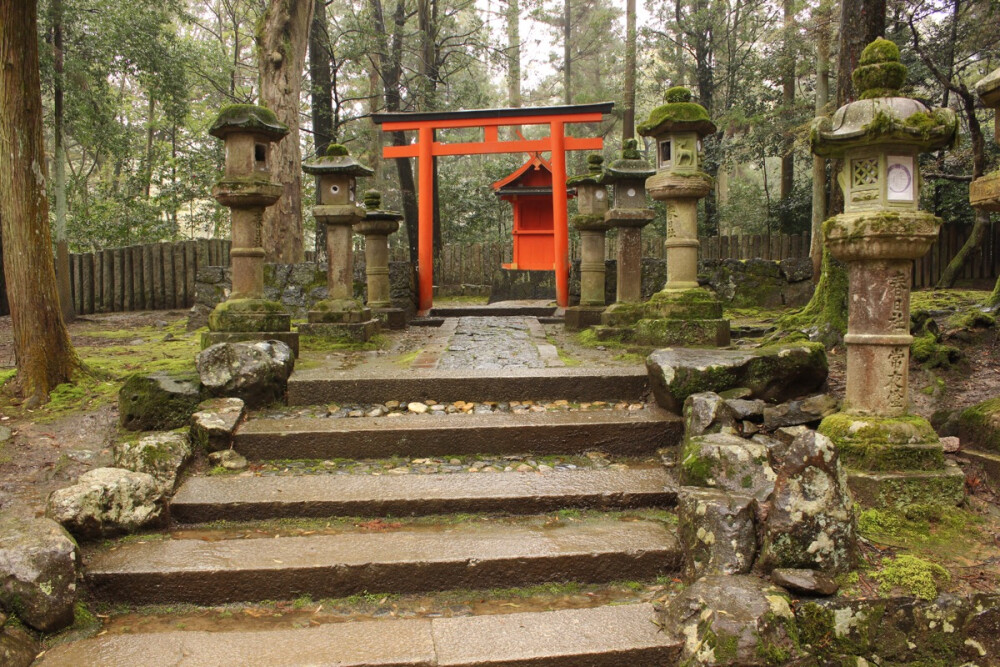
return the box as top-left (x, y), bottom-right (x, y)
top-left (757, 430), bottom-right (855, 574)
top-left (0, 515), bottom-right (78, 632)
top-left (197, 340), bottom-right (294, 407)
top-left (190, 397), bottom-right (245, 452)
top-left (118, 372), bottom-right (203, 432)
top-left (647, 344), bottom-right (828, 413)
top-left (679, 432), bottom-right (776, 502)
top-left (113, 432), bottom-right (192, 494)
top-left (678, 488), bottom-right (756, 581)
top-left (958, 396), bottom-right (1000, 453)
top-left (47, 468), bottom-right (165, 540)
top-left (660, 575), bottom-right (799, 666)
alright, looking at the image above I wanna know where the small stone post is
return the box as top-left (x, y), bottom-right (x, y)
top-left (633, 86), bottom-right (729, 347)
top-left (298, 144), bottom-right (379, 342)
top-left (565, 154), bottom-right (610, 330)
top-left (813, 39), bottom-right (963, 509)
top-left (202, 104), bottom-right (299, 356)
top-left (355, 190), bottom-right (406, 329)
top-left (970, 67), bottom-right (1000, 211)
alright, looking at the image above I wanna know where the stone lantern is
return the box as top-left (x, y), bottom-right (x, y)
top-left (565, 154), bottom-right (610, 330)
top-left (970, 67), bottom-right (1000, 211)
top-left (203, 104), bottom-right (299, 355)
top-left (355, 190), bottom-right (406, 329)
top-left (813, 39), bottom-right (963, 508)
top-left (633, 86), bottom-right (729, 347)
top-left (298, 144), bottom-right (378, 342)
top-left (598, 140), bottom-right (655, 334)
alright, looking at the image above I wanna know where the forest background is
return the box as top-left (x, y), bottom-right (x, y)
top-left (35, 0), bottom-right (1000, 267)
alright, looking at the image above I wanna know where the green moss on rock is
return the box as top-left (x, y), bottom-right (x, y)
top-left (874, 554), bottom-right (950, 600)
top-left (959, 397), bottom-right (1000, 453)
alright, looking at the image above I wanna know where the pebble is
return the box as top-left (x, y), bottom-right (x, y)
top-left (348, 410), bottom-right (364, 418)
top-left (941, 436), bottom-right (960, 453)
top-left (209, 449), bottom-right (248, 471)
top-left (408, 402), bottom-right (429, 414)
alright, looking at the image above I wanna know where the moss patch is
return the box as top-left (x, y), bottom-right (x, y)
top-left (874, 555), bottom-right (950, 600)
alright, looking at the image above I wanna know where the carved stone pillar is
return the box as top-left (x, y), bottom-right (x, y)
top-left (355, 190), bottom-right (406, 329)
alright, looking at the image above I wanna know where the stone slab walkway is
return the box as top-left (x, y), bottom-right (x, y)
top-left (420, 316), bottom-right (563, 371)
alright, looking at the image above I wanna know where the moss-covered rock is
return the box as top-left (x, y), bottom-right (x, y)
top-left (118, 372), bottom-right (203, 432)
top-left (46, 468), bottom-right (165, 540)
top-left (0, 620), bottom-right (38, 667)
top-left (209, 104), bottom-right (287, 140)
top-left (197, 340), bottom-right (294, 408)
top-left (818, 412), bottom-right (945, 471)
top-left (113, 431), bottom-right (192, 495)
top-left (637, 86), bottom-right (716, 137)
top-left (208, 298), bottom-right (291, 333)
top-left (647, 344), bottom-right (828, 413)
top-left (958, 397), bottom-right (1000, 453)
top-left (680, 432), bottom-right (776, 501)
top-left (190, 397), bottom-right (246, 452)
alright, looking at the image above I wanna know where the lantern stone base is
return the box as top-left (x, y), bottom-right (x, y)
top-left (307, 299), bottom-right (373, 324)
top-left (564, 305), bottom-right (605, 331)
top-left (298, 320), bottom-right (379, 343)
top-left (818, 412), bottom-right (965, 509)
top-left (970, 171), bottom-right (1000, 212)
top-left (200, 331), bottom-right (300, 358)
top-left (373, 307), bottom-right (407, 330)
top-left (208, 298), bottom-right (293, 334)
top-left (592, 288), bottom-right (730, 347)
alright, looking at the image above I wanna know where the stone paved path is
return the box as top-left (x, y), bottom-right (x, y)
top-left (421, 316), bottom-right (564, 370)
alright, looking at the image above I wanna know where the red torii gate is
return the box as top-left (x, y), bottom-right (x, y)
top-left (372, 103), bottom-right (614, 314)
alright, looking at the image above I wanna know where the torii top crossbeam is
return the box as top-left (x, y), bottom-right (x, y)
top-left (372, 102), bottom-right (615, 314)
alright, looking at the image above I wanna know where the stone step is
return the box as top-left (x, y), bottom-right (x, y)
top-left (37, 603), bottom-right (681, 667)
top-left (233, 407), bottom-right (682, 460)
top-left (287, 367), bottom-right (649, 405)
top-left (170, 467), bottom-right (676, 523)
top-left (430, 305), bottom-right (557, 317)
top-left (85, 519), bottom-right (681, 605)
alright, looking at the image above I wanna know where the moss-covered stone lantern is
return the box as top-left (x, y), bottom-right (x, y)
top-left (631, 86), bottom-right (729, 347)
top-left (565, 154), bottom-right (610, 330)
top-left (600, 140), bottom-right (655, 314)
top-left (203, 104), bottom-right (299, 355)
top-left (298, 144), bottom-right (378, 342)
top-left (355, 190), bottom-right (406, 329)
top-left (970, 67), bottom-right (1000, 211)
top-left (812, 39), bottom-right (963, 509)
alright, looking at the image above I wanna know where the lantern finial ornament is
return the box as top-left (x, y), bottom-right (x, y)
top-left (813, 39), bottom-right (963, 509)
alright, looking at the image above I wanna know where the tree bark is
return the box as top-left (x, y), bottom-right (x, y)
top-left (780, 0), bottom-right (795, 201)
top-left (623, 0), bottom-right (636, 140)
top-left (51, 0), bottom-right (73, 321)
top-left (257, 0), bottom-right (315, 263)
top-left (0, 0), bottom-right (82, 406)
top-left (308, 0), bottom-right (334, 259)
top-left (507, 0), bottom-right (521, 110)
top-left (563, 0), bottom-right (571, 105)
top-left (810, 0), bottom-right (832, 281)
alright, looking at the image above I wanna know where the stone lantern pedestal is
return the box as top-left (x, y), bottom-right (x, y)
top-left (594, 140), bottom-right (655, 340)
top-left (812, 39), bottom-right (963, 508)
top-left (633, 86), bottom-right (729, 347)
top-left (565, 155), bottom-right (610, 331)
top-left (298, 145), bottom-right (379, 342)
top-left (202, 104), bottom-right (299, 356)
top-left (355, 191), bottom-right (406, 330)
top-left (970, 68), bottom-right (1000, 212)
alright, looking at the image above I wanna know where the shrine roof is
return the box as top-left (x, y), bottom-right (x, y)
top-left (371, 102), bottom-right (614, 126)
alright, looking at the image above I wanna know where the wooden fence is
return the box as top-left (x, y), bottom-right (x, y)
top-left (912, 221), bottom-right (1000, 289)
top-left (66, 239), bottom-right (231, 315)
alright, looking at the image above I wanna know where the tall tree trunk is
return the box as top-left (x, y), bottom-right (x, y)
top-left (506, 0), bottom-right (521, 110)
top-left (623, 0), bottom-right (636, 140)
top-left (417, 0), bottom-right (442, 255)
top-left (144, 96), bottom-right (156, 198)
top-left (780, 0), bottom-right (795, 201)
top-left (308, 0), bottom-right (334, 259)
top-left (51, 0), bottom-right (73, 321)
top-left (810, 0), bottom-right (832, 281)
top-left (563, 0), bottom-right (571, 105)
top-left (257, 0), bottom-right (315, 263)
top-left (0, 0), bottom-right (82, 406)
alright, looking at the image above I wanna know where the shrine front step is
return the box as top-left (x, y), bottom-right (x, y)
top-left (171, 466), bottom-right (676, 523)
top-left (233, 408), bottom-right (682, 461)
top-left (287, 367), bottom-right (650, 405)
top-left (36, 603), bottom-right (682, 667)
top-left (85, 519), bottom-right (682, 605)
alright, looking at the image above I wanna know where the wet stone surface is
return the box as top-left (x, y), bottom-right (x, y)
top-left (256, 399), bottom-right (647, 421)
top-left (224, 451), bottom-right (657, 478)
top-left (438, 317), bottom-right (545, 370)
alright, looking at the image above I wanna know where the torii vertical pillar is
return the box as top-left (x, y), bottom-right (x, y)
top-left (550, 120), bottom-right (569, 308)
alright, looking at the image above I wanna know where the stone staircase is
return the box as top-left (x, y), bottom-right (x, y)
top-left (43, 370), bottom-right (687, 666)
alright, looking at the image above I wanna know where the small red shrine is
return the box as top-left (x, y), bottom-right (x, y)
top-left (492, 154), bottom-right (574, 271)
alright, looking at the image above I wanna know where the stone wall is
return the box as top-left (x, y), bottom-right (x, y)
top-left (189, 260), bottom-right (416, 329)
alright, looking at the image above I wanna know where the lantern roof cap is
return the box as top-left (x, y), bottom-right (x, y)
top-left (811, 40), bottom-right (957, 158)
top-left (209, 104), bottom-right (288, 141)
top-left (977, 67), bottom-right (1000, 107)
top-left (637, 87), bottom-right (716, 138)
top-left (566, 153), bottom-right (607, 186)
top-left (303, 144), bottom-right (375, 176)
top-left (603, 139), bottom-right (655, 182)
